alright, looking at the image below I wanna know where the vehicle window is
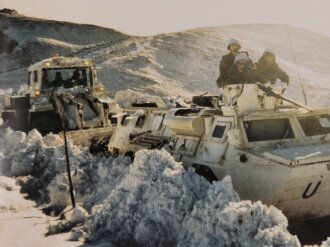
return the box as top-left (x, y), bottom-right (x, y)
top-left (212, 125), bottom-right (227, 138)
top-left (33, 71), bottom-right (38, 82)
top-left (28, 72), bottom-right (31, 87)
top-left (174, 108), bottom-right (201, 116)
top-left (298, 115), bottom-right (330, 136)
top-left (151, 115), bottom-right (164, 131)
top-left (42, 67), bottom-right (92, 88)
top-left (244, 118), bottom-right (294, 142)
top-left (121, 115), bottom-right (129, 126)
top-left (136, 116), bottom-right (146, 128)
top-left (41, 70), bottom-right (49, 89)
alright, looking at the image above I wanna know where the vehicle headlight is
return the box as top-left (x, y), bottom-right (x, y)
top-left (99, 85), bottom-right (105, 92)
top-left (94, 84), bottom-right (105, 93)
top-left (34, 90), bottom-right (41, 97)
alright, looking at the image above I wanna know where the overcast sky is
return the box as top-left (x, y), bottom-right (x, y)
top-left (1, 0), bottom-right (330, 37)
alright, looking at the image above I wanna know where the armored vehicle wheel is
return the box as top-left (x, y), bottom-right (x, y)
top-left (193, 164), bottom-right (218, 183)
top-left (89, 137), bottom-right (111, 155)
top-left (124, 151), bottom-right (135, 161)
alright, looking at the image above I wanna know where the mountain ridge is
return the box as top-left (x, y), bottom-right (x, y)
top-left (1, 10), bottom-right (330, 106)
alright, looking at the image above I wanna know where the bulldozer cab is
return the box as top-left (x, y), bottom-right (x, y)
top-left (2, 55), bottom-right (115, 137)
top-left (40, 67), bottom-right (93, 89)
top-left (27, 56), bottom-right (97, 97)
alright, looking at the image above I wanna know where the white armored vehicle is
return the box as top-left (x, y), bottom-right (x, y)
top-left (108, 83), bottom-right (330, 222)
top-left (2, 55), bottom-right (120, 144)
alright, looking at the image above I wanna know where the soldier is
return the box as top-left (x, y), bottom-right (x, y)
top-left (216, 39), bottom-right (241, 87)
top-left (256, 49), bottom-right (289, 84)
top-left (69, 69), bottom-right (81, 87)
top-left (227, 53), bottom-right (262, 85)
top-left (49, 71), bottom-right (63, 88)
top-left (72, 69), bottom-right (80, 81)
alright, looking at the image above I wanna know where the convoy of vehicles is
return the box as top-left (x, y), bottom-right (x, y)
top-left (2, 55), bottom-right (330, 223)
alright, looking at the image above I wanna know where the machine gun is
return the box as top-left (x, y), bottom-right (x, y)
top-left (256, 82), bottom-right (313, 111)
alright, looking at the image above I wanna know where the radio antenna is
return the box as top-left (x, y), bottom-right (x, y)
top-left (285, 24), bottom-right (308, 105)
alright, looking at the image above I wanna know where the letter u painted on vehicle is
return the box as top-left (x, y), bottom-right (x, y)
top-left (302, 181), bottom-right (321, 199)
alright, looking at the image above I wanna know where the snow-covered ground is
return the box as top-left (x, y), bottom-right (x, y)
top-left (0, 176), bottom-right (86, 247)
top-left (1, 127), bottom-right (330, 246)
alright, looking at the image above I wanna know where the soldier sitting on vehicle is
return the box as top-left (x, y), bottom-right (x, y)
top-left (256, 49), bottom-right (289, 85)
top-left (217, 39), bottom-right (255, 87)
top-left (216, 38), bottom-right (241, 87)
top-left (49, 71), bottom-right (63, 88)
top-left (226, 53), bottom-right (263, 85)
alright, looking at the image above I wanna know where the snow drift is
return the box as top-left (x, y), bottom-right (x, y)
top-left (0, 128), bottom-right (302, 246)
top-left (83, 149), bottom-right (299, 247)
top-left (0, 87), bottom-right (12, 111)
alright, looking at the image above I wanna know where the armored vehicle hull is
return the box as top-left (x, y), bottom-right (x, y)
top-left (108, 83), bottom-right (330, 221)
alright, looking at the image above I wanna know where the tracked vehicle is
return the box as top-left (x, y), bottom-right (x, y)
top-left (1, 56), bottom-right (120, 144)
top-left (108, 83), bottom-right (330, 221)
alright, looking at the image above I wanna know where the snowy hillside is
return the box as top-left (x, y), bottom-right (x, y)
top-left (1, 11), bottom-right (330, 106)
top-left (0, 11), bottom-right (129, 88)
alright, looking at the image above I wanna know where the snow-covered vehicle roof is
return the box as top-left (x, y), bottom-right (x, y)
top-left (28, 56), bottom-right (92, 71)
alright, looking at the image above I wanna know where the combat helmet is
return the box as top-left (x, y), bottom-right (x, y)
top-left (227, 38), bottom-right (241, 50)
